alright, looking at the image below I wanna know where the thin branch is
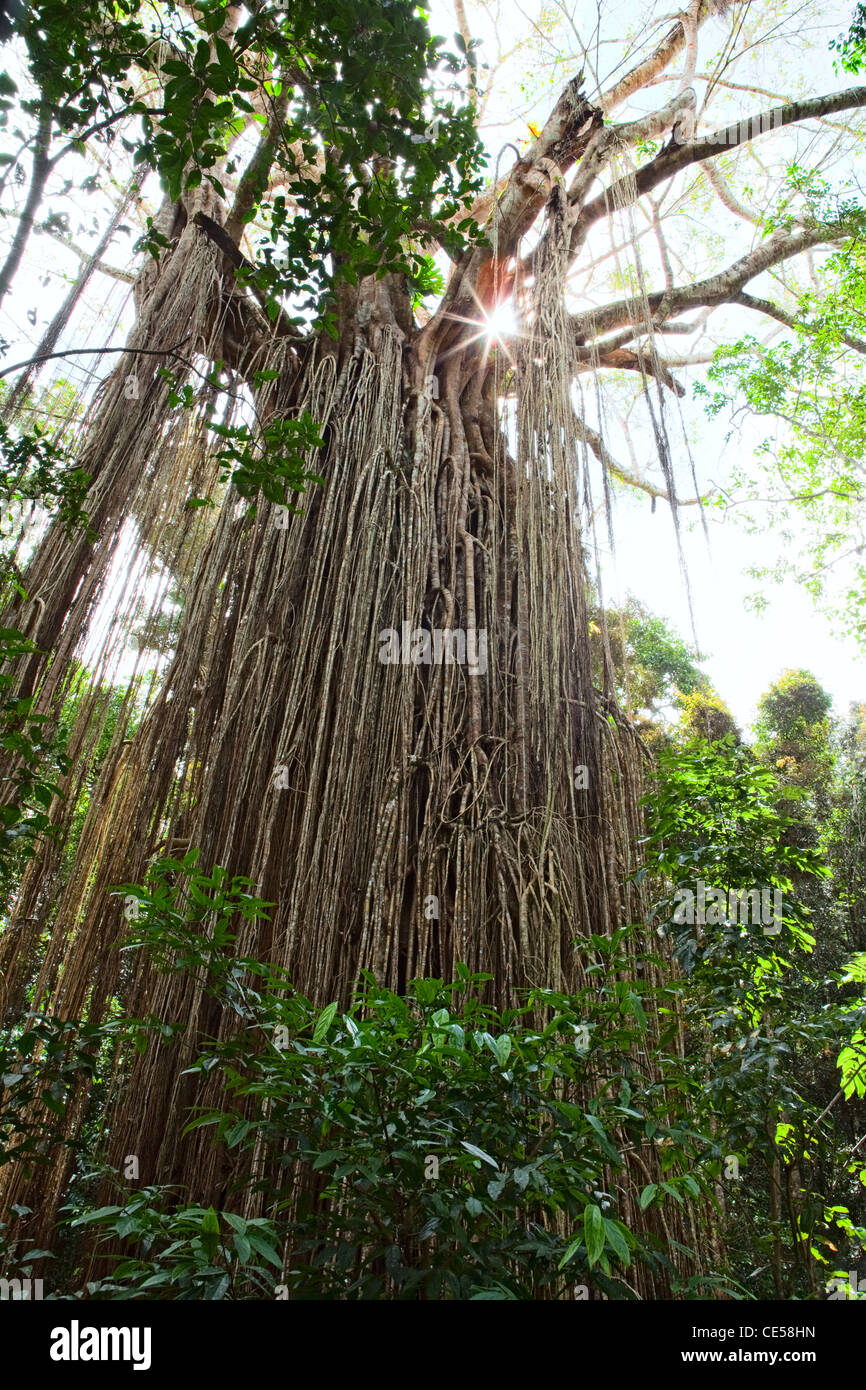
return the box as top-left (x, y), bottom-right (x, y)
top-left (571, 225), bottom-right (839, 342)
top-left (0, 107), bottom-right (52, 312)
top-left (0, 213), bottom-right (136, 284)
top-left (576, 84), bottom-right (866, 251)
top-left (0, 340), bottom-right (194, 381)
top-left (454, 0), bottom-right (479, 107)
top-left (577, 411), bottom-right (703, 504)
top-left (703, 158), bottom-right (761, 225)
top-left (600, 0), bottom-right (718, 114)
top-left (735, 290), bottom-right (866, 356)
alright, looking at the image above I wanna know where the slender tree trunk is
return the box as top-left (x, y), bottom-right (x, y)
top-left (3, 168), bottom-right (145, 419)
top-left (0, 106), bottom-right (52, 313)
top-left (767, 1115), bottom-right (785, 1298)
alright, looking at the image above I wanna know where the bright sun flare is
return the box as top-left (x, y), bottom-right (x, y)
top-left (484, 302), bottom-right (518, 341)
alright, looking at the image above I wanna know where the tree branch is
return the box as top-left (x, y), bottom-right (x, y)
top-left (575, 85), bottom-right (866, 254)
top-left (424, 73), bottom-right (603, 343)
top-left (571, 225), bottom-right (840, 342)
top-left (578, 412), bottom-right (703, 504)
top-left (225, 88), bottom-right (290, 245)
top-left (0, 108), bottom-right (52, 313)
top-left (703, 158), bottom-right (761, 225)
top-left (579, 346), bottom-right (686, 396)
top-left (191, 211), bottom-right (301, 341)
top-left (454, 0), bottom-right (479, 108)
top-left (734, 290), bottom-right (866, 356)
top-left (600, 0), bottom-right (720, 114)
top-left (0, 212), bottom-right (135, 283)
top-left (0, 340), bottom-right (194, 381)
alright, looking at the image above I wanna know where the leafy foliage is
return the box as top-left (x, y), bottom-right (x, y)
top-left (69, 1192), bottom-right (283, 1301)
top-left (135, 0), bottom-right (481, 310)
top-left (0, 1013), bottom-right (121, 1177)
top-left (0, 418), bottom-right (91, 561)
top-left (677, 688), bottom-right (740, 746)
top-left (0, 626), bottom-right (70, 901)
top-left (831, 3), bottom-right (866, 74)
top-left (210, 411), bottom-right (325, 506)
top-left (5, 707), bottom-right (866, 1301)
top-left (179, 962), bottom-right (691, 1301)
top-left (643, 735), bottom-right (866, 1297)
top-left (0, 858), bottom-right (730, 1300)
top-left (114, 848), bottom-right (274, 981)
top-left (590, 595), bottom-right (709, 720)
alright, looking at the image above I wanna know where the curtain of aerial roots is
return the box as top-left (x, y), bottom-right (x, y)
top-left (0, 191), bottom-right (704, 1292)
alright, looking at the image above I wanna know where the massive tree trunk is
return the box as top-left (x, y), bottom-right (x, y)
top-left (0, 83), bottom-right (685, 1291)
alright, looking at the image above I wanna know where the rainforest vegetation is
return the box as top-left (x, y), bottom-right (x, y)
top-left (0, 0), bottom-right (864, 1304)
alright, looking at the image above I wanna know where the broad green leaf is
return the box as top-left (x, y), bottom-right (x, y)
top-left (313, 1001), bottom-right (338, 1044)
top-left (584, 1204), bottom-right (606, 1268)
top-left (603, 1218), bottom-right (631, 1266)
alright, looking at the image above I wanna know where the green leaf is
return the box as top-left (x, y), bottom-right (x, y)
top-left (585, 1112), bottom-right (622, 1165)
top-left (311, 1149), bottom-right (343, 1170)
top-left (584, 1204), bottom-right (605, 1268)
top-left (202, 6), bottom-right (227, 34)
top-left (557, 1235), bottom-right (582, 1271)
top-left (70, 1206), bottom-right (122, 1227)
top-left (245, 1228), bottom-right (283, 1268)
top-left (200, 1207), bottom-right (220, 1258)
top-left (603, 1218), bottom-right (631, 1266)
top-left (313, 1001), bottom-right (338, 1044)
